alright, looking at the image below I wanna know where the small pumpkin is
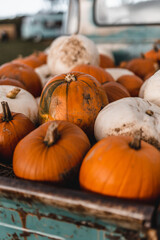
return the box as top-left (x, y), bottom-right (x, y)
top-left (94, 97), bottom-right (160, 149)
top-left (0, 101), bottom-right (35, 163)
top-left (79, 134), bottom-right (160, 202)
top-left (117, 75), bottom-right (143, 97)
top-left (31, 51), bottom-right (47, 65)
top-left (122, 57), bottom-right (158, 80)
top-left (0, 62), bottom-right (42, 97)
top-left (13, 120), bottom-right (91, 183)
top-left (102, 81), bottom-right (130, 103)
top-left (0, 86), bottom-right (38, 124)
top-left (13, 51), bottom-right (47, 69)
top-left (39, 72), bottom-right (108, 138)
top-left (99, 53), bottom-right (115, 68)
top-left (47, 34), bottom-right (100, 75)
top-left (71, 64), bottom-right (114, 84)
top-left (143, 44), bottom-right (160, 62)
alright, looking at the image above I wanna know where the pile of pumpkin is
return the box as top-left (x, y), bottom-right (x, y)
top-left (1, 34), bottom-right (160, 203)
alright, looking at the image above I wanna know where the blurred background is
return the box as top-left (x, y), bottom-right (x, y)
top-left (0, 0), bottom-right (68, 64)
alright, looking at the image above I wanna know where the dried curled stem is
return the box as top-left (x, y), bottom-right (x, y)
top-left (6, 88), bottom-right (21, 99)
top-left (44, 122), bottom-right (60, 147)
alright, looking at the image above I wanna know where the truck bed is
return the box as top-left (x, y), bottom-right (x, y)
top-left (0, 163), bottom-right (158, 240)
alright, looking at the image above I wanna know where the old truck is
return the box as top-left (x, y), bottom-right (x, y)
top-left (1, 0), bottom-right (160, 239)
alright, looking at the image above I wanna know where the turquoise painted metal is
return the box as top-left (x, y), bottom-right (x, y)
top-left (88, 25), bottom-right (160, 65)
top-left (0, 176), bottom-right (157, 240)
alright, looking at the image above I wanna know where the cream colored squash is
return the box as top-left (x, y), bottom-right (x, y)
top-left (47, 34), bottom-right (100, 75)
top-left (94, 97), bottom-right (160, 149)
top-left (105, 68), bottom-right (134, 80)
top-left (139, 70), bottom-right (160, 107)
top-left (35, 64), bottom-right (53, 88)
top-left (0, 85), bottom-right (38, 124)
top-left (138, 79), bottom-right (149, 98)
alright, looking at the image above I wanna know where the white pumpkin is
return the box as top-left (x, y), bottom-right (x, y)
top-left (0, 86), bottom-right (38, 124)
top-left (139, 70), bottom-right (160, 107)
top-left (94, 97), bottom-right (160, 149)
top-left (35, 64), bottom-right (53, 88)
top-left (47, 34), bottom-right (100, 75)
top-left (138, 79), bottom-right (149, 98)
top-left (105, 68), bottom-right (134, 80)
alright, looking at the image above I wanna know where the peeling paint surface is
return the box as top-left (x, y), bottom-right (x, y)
top-left (0, 176), bottom-right (156, 240)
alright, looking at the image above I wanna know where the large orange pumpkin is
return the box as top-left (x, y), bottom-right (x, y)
top-left (79, 135), bottom-right (160, 202)
top-left (102, 81), bottom-right (130, 103)
top-left (0, 101), bottom-right (35, 164)
top-left (13, 120), bottom-right (90, 183)
top-left (71, 64), bottom-right (114, 84)
top-left (0, 62), bottom-right (42, 97)
top-left (117, 74), bottom-right (143, 97)
top-left (39, 72), bottom-right (108, 138)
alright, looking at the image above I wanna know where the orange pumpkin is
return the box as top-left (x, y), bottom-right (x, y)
top-left (99, 53), bottom-right (115, 68)
top-left (123, 57), bottom-right (157, 80)
top-left (0, 101), bottom-right (35, 163)
top-left (71, 64), bottom-right (114, 84)
top-left (119, 61), bottom-right (127, 68)
top-left (79, 135), bottom-right (160, 202)
top-left (144, 44), bottom-right (160, 62)
top-left (117, 74), bottom-right (143, 97)
top-left (39, 72), bottom-right (108, 138)
top-left (102, 81), bottom-right (130, 103)
top-left (13, 120), bottom-right (90, 183)
top-left (0, 62), bottom-right (42, 97)
top-left (32, 51), bottom-right (47, 65)
top-left (13, 51), bottom-right (47, 69)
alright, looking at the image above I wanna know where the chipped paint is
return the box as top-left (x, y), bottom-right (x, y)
top-left (0, 175), bottom-right (157, 240)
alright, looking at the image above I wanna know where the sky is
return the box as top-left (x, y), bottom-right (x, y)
top-left (0, 0), bottom-right (67, 19)
top-left (0, 0), bottom-right (46, 18)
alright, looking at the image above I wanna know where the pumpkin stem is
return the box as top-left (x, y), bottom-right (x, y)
top-left (6, 88), bottom-right (21, 99)
top-left (129, 130), bottom-right (142, 150)
top-left (146, 110), bottom-right (154, 116)
top-left (44, 122), bottom-right (60, 147)
top-left (65, 74), bottom-right (77, 82)
top-left (153, 44), bottom-right (159, 52)
top-left (140, 53), bottom-right (145, 59)
top-left (1, 101), bottom-right (13, 122)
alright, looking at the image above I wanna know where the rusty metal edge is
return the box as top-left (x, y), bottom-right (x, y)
top-left (0, 176), bottom-right (155, 231)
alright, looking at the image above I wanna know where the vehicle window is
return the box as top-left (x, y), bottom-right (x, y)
top-left (94, 0), bottom-right (160, 26)
top-left (32, 20), bottom-right (38, 25)
top-left (43, 20), bottom-right (62, 29)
